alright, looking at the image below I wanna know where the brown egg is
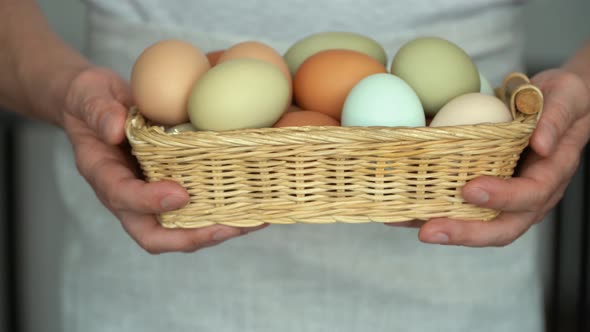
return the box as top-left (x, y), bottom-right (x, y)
top-left (131, 39), bottom-right (210, 125)
top-left (293, 49), bottom-right (387, 120)
top-left (206, 50), bottom-right (225, 66)
top-left (273, 110), bottom-right (340, 127)
top-left (217, 41), bottom-right (291, 83)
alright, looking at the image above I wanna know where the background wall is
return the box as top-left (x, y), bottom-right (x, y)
top-left (524, 0), bottom-right (590, 69)
top-left (35, 0), bottom-right (590, 65)
top-left (2, 1), bottom-right (590, 332)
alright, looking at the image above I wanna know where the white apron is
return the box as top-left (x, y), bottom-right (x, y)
top-left (52, 2), bottom-right (548, 331)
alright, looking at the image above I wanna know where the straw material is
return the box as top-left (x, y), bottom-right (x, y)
top-left (125, 72), bottom-right (543, 228)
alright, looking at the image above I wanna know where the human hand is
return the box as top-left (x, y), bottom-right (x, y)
top-left (388, 69), bottom-right (590, 247)
top-left (62, 66), bottom-right (265, 254)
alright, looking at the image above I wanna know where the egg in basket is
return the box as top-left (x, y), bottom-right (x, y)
top-left (125, 32), bottom-right (543, 228)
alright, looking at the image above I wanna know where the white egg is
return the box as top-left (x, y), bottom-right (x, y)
top-left (429, 93), bottom-right (513, 127)
top-left (341, 73), bottom-right (425, 127)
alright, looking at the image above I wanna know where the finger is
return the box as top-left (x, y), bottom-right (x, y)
top-left (418, 212), bottom-right (535, 247)
top-left (68, 118), bottom-right (190, 214)
top-left (89, 156), bottom-right (190, 213)
top-left (462, 142), bottom-right (580, 211)
top-left (79, 95), bottom-right (128, 145)
top-left (109, 77), bottom-right (134, 108)
top-left (66, 70), bottom-right (131, 145)
top-left (530, 72), bottom-right (590, 157)
top-left (117, 211), bottom-right (267, 254)
top-left (461, 175), bottom-right (551, 212)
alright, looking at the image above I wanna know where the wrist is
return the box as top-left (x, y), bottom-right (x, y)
top-left (17, 51), bottom-right (91, 127)
top-left (46, 61), bottom-right (93, 128)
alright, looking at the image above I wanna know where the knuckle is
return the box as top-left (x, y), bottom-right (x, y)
top-left (73, 151), bottom-right (88, 178)
top-left (556, 71), bottom-right (579, 86)
top-left (557, 72), bottom-right (590, 109)
top-left (83, 96), bottom-right (110, 130)
top-left (85, 158), bottom-right (125, 210)
top-left (142, 243), bottom-right (163, 255)
top-left (564, 154), bottom-right (581, 180)
top-left (545, 99), bottom-right (571, 132)
top-left (182, 237), bottom-right (207, 253)
top-left (492, 230), bottom-right (519, 247)
top-left (535, 189), bottom-right (552, 208)
top-left (135, 232), bottom-right (162, 255)
top-left (494, 238), bottom-right (515, 248)
top-left (144, 246), bottom-right (163, 255)
top-left (105, 189), bottom-right (125, 210)
top-left (524, 180), bottom-right (551, 212)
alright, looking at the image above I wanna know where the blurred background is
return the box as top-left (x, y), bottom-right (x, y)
top-left (1, 0), bottom-right (589, 331)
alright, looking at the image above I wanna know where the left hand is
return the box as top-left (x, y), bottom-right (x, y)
top-left (388, 69), bottom-right (590, 247)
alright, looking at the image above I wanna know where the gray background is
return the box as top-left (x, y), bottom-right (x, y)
top-left (2, 0), bottom-right (590, 331)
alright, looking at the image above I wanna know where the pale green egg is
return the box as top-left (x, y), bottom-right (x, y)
top-left (284, 31), bottom-right (387, 77)
top-left (188, 58), bottom-right (291, 131)
top-left (390, 37), bottom-right (480, 116)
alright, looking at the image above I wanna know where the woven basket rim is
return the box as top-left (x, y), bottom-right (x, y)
top-left (125, 107), bottom-right (539, 148)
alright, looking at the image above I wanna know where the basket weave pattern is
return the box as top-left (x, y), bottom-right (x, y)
top-left (126, 78), bottom-right (540, 228)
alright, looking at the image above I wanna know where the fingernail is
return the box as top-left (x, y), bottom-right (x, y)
top-left (212, 228), bottom-right (237, 242)
top-left (160, 194), bottom-right (187, 210)
top-left (430, 232), bottom-right (450, 244)
top-left (464, 187), bottom-right (489, 205)
top-left (99, 112), bottom-right (112, 139)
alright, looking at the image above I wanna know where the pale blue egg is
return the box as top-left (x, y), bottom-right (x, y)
top-left (479, 71), bottom-right (495, 96)
top-left (341, 73), bottom-right (425, 127)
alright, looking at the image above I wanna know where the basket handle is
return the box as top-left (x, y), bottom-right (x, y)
top-left (494, 72), bottom-right (544, 120)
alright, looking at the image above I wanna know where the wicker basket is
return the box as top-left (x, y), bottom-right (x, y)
top-left (125, 72), bottom-right (543, 228)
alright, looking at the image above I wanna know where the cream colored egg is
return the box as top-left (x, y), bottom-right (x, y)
top-left (131, 39), bottom-right (210, 125)
top-left (188, 58), bottom-right (290, 131)
top-left (429, 93), bottom-right (513, 127)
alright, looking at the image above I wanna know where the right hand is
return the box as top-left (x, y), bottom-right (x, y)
top-left (61, 66), bottom-right (266, 254)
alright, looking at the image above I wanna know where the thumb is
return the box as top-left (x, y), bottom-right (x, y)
top-left (79, 95), bottom-right (129, 144)
top-left (66, 69), bottom-right (133, 144)
top-left (530, 70), bottom-right (590, 157)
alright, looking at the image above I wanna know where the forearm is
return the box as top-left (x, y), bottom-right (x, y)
top-left (0, 0), bottom-right (90, 127)
top-left (563, 40), bottom-right (590, 92)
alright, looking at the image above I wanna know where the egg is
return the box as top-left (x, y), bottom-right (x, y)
top-left (429, 93), bottom-right (513, 127)
top-left (293, 49), bottom-right (387, 120)
top-left (341, 73), bottom-right (425, 127)
top-left (188, 58), bottom-right (290, 131)
top-left (479, 71), bottom-right (495, 96)
top-left (284, 31), bottom-right (388, 77)
top-left (273, 110), bottom-right (340, 127)
top-left (390, 37), bottom-right (480, 117)
top-left (206, 50), bottom-right (225, 66)
top-left (218, 41), bottom-right (291, 83)
top-left (131, 39), bottom-right (211, 125)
